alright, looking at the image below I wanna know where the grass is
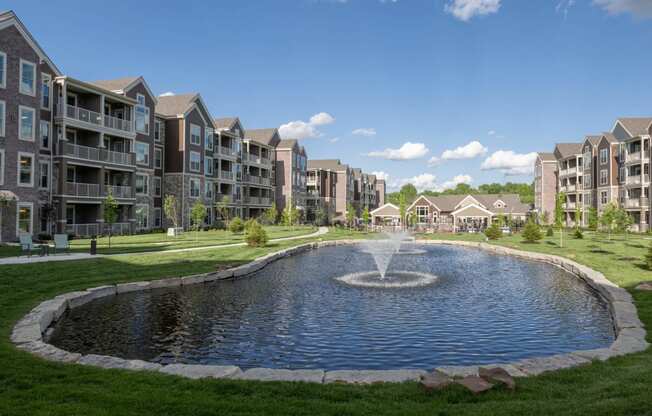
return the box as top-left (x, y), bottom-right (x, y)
top-left (0, 228), bottom-right (651, 415)
top-left (0, 226), bottom-right (317, 257)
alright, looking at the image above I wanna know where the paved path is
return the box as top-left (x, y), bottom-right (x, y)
top-left (0, 227), bottom-right (329, 266)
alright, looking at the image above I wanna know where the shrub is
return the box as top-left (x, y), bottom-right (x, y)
top-left (546, 226), bottom-right (554, 237)
top-left (228, 217), bottom-right (245, 234)
top-left (244, 218), bottom-right (257, 233)
top-left (574, 228), bottom-right (584, 239)
top-left (522, 220), bottom-right (542, 243)
top-left (484, 222), bottom-right (502, 240)
top-left (245, 220), bottom-right (268, 247)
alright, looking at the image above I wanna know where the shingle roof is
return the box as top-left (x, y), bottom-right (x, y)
top-left (617, 118), bottom-right (652, 137)
top-left (420, 194), bottom-right (529, 214)
top-left (537, 152), bottom-right (556, 161)
top-left (277, 139), bottom-right (298, 149)
top-left (245, 128), bottom-right (280, 146)
top-left (155, 94), bottom-right (198, 116)
top-left (585, 135), bottom-right (602, 146)
top-left (601, 132), bottom-right (618, 143)
top-left (213, 117), bottom-right (237, 130)
top-left (88, 77), bottom-right (139, 92)
top-left (554, 143), bottom-right (583, 158)
top-left (307, 159), bottom-right (347, 171)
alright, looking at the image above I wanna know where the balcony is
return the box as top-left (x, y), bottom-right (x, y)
top-left (625, 197), bottom-right (650, 209)
top-left (244, 175), bottom-right (271, 187)
top-left (62, 182), bottom-right (100, 197)
top-left (220, 146), bottom-right (238, 157)
top-left (626, 175), bottom-right (643, 186)
top-left (563, 202), bottom-right (577, 210)
top-left (60, 142), bottom-right (135, 167)
top-left (57, 104), bottom-right (134, 137)
top-left (244, 153), bottom-right (271, 166)
top-left (103, 114), bottom-right (133, 133)
top-left (65, 222), bottom-right (132, 237)
top-left (106, 185), bottom-right (134, 199)
top-left (626, 152), bottom-right (642, 164)
top-left (220, 171), bottom-right (234, 181)
top-left (246, 196), bottom-right (272, 206)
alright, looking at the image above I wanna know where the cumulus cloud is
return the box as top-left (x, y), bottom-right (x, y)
top-left (441, 140), bottom-right (488, 160)
top-left (279, 112), bottom-right (335, 140)
top-left (445, 0), bottom-right (501, 21)
top-left (366, 142), bottom-right (429, 161)
top-left (593, 0), bottom-right (652, 17)
top-left (390, 173), bottom-right (473, 192)
top-left (481, 150), bottom-right (538, 176)
top-left (159, 91), bottom-right (175, 97)
top-left (352, 128), bottom-right (377, 137)
top-left (372, 171), bottom-right (390, 181)
top-left (440, 174), bottom-right (473, 190)
top-left (488, 130), bottom-right (496, 136)
top-left (329, 137), bottom-right (340, 143)
top-left (428, 156), bottom-right (442, 167)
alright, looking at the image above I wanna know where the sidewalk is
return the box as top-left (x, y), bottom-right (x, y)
top-left (0, 227), bottom-right (329, 266)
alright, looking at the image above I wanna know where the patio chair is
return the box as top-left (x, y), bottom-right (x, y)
top-left (19, 233), bottom-right (38, 257)
top-left (54, 234), bottom-right (70, 255)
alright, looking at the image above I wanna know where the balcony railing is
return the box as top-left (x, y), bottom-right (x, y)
top-left (244, 153), bottom-right (271, 165)
top-left (627, 175), bottom-right (642, 185)
top-left (65, 223), bottom-right (100, 237)
top-left (60, 142), bottom-right (135, 166)
top-left (105, 185), bottom-right (134, 199)
top-left (61, 104), bottom-right (102, 126)
top-left (563, 202), bottom-right (577, 210)
top-left (220, 146), bottom-right (237, 157)
top-left (103, 114), bottom-right (133, 133)
top-left (627, 152), bottom-right (642, 163)
top-left (625, 197), bottom-right (650, 209)
top-left (63, 182), bottom-right (100, 197)
top-left (244, 175), bottom-right (271, 186)
top-left (220, 171), bottom-right (234, 180)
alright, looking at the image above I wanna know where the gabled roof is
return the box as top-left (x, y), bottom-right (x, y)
top-left (409, 194), bottom-right (529, 214)
top-left (245, 128), bottom-right (281, 147)
top-left (600, 132), bottom-right (618, 144)
top-left (614, 118), bottom-right (652, 138)
top-left (371, 203), bottom-right (400, 216)
top-left (213, 117), bottom-right (238, 130)
top-left (537, 152), bottom-right (556, 162)
top-left (554, 143), bottom-right (583, 158)
top-left (88, 76), bottom-right (158, 105)
top-left (451, 203), bottom-right (494, 217)
top-left (454, 195), bottom-right (483, 210)
top-left (277, 139), bottom-right (298, 150)
top-left (307, 159), bottom-right (348, 171)
top-left (585, 135), bottom-right (602, 146)
top-left (155, 94), bottom-right (198, 117)
top-left (0, 11), bottom-right (61, 76)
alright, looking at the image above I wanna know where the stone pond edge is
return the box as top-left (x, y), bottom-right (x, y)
top-left (10, 238), bottom-right (649, 384)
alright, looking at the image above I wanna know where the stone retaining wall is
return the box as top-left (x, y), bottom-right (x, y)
top-left (11, 239), bottom-right (649, 384)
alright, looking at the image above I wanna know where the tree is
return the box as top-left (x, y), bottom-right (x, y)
top-left (314, 207), bottom-right (328, 226)
top-left (554, 192), bottom-right (566, 247)
top-left (229, 217), bottom-right (245, 233)
top-left (245, 219), bottom-right (268, 247)
top-left (522, 218), bottom-right (543, 243)
top-left (103, 191), bottom-right (119, 248)
top-left (399, 184), bottom-right (418, 204)
top-left (362, 207), bottom-right (370, 230)
top-left (575, 204), bottom-right (583, 230)
top-left (216, 196), bottom-right (232, 228)
top-left (588, 207), bottom-right (598, 231)
top-left (346, 203), bottom-right (356, 229)
top-left (614, 206), bottom-right (634, 238)
top-left (399, 194), bottom-right (407, 230)
top-left (163, 195), bottom-right (179, 232)
top-left (263, 202), bottom-right (278, 225)
top-left (599, 202), bottom-right (618, 240)
top-left (190, 200), bottom-right (206, 241)
top-left (485, 222), bottom-right (502, 240)
top-left (541, 210), bottom-right (550, 225)
top-left (282, 205), bottom-right (300, 228)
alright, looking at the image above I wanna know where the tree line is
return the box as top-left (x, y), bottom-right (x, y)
top-left (387, 182), bottom-right (534, 206)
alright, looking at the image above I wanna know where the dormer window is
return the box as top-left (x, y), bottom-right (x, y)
top-left (493, 200), bottom-right (505, 209)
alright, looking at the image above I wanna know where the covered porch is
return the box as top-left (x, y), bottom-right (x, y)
top-left (451, 204), bottom-right (493, 233)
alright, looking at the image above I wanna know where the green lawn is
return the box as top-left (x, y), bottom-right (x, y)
top-left (0, 226), bottom-right (317, 257)
top-left (0, 228), bottom-right (651, 415)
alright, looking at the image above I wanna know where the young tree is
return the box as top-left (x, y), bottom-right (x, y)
top-left (540, 210), bottom-right (550, 225)
top-left (484, 222), bottom-right (502, 240)
top-left (263, 202), bottom-right (278, 225)
top-left (229, 217), bottom-right (245, 233)
top-left (554, 192), bottom-right (566, 247)
top-left (588, 206), bottom-right (598, 231)
top-left (399, 194), bottom-right (407, 230)
top-left (163, 194), bottom-right (179, 233)
top-left (574, 204), bottom-right (583, 230)
top-left (362, 207), bottom-right (370, 231)
top-left (346, 203), bottom-right (356, 229)
top-left (600, 202), bottom-right (618, 240)
top-left (245, 219), bottom-right (268, 247)
top-left (614, 206), bottom-right (634, 238)
top-left (103, 191), bottom-right (119, 248)
top-left (314, 207), bottom-right (327, 226)
top-left (216, 196), bottom-right (232, 228)
top-left (522, 218), bottom-right (543, 243)
top-left (190, 200), bottom-right (206, 241)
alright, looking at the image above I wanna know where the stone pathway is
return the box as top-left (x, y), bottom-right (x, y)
top-left (0, 227), bottom-right (329, 266)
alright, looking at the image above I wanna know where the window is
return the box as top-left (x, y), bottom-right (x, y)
top-left (600, 169), bottom-right (608, 186)
top-left (416, 206), bottom-right (429, 223)
top-left (136, 174), bottom-right (148, 195)
top-left (0, 100), bottom-right (4, 137)
top-left (0, 51), bottom-right (5, 88)
top-left (601, 191), bottom-right (608, 205)
top-left (40, 120), bottom-right (50, 149)
top-left (205, 157), bottom-right (213, 176)
top-left (135, 142), bottom-right (149, 166)
top-left (154, 148), bottom-right (162, 169)
top-left (619, 167), bottom-right (626, 183)
top-left (135, 94), bottom-right (150, 134)
top-left (190, 151), bottom-right (201, 172)
top-left (154, 208), bottom-right (162, 228)
top-left (190, 178), bottom-right (200, 198)
top-left (584, 175), bottom-right (591, 188)
top-left (19, 106), bottom-right (35, 141)
top-left (190, 124), bottom-right (201, 145)
top-left (205, 127), bottom-right (214, 150)
top-left (600, 148), bottom-right (608, 164)
top-left (39, 161), bottom-right (49, 189)
top-left (136, 205), bottom-right (148, 229)
top-left (154, 119), bottom-right (163, 142)
top-left (153, 177), bottom-right (161, 197)
top-left (17, 203), bottom-right (33, 235)
top-left (205, 182), bottom-right (213, 199)
top-left (0, 149), bottom-right (4, 185)
top-left (17, 152), bottom-right (34, 187)
top-left (41, 74), bottom-right (51, 109)
top-left (19, 59), bottom-right (36, 96)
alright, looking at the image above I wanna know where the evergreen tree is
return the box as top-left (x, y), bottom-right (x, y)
top-left (522, 218), bottom-right (543, 243)
top-left (588, 207), bottom-right (598, 231)
top-left (263, 202), bottom-right (278, 225)
top-left (103, 191), bottom-right (119, 248)
top-left (484, 222), bottom-right (502, 240)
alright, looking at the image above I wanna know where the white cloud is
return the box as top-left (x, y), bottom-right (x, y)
top-left (481, 150), bottom-right (538, 176)
top-left (445, 0), bottom-right (501, 22)
top-left (329, 137), bottom-right (340, 143)
top-left (440, 174), bottom-right (473, 190)
top-left (556, 0), bottom-right (576, 18)
top-left (366, 142), bottom-right (429, 161)
top-left (593, 0), bottom-right (652, 17)
top-left (279, 112), bottom-right (335, 139)
top-left (488, 130), bottom-right (496, 136)
top-left (352, 128), bottom-right (377, 137)
top-left (159, 91), bottom-right (175, 97)
top-left (428, 156), bottom-right (441, 167)
top-left (441, 140), bottom-right (488, 160)
top-left (372, 171), bottom-right (390, 181)
top-left (389, 173), bottom-right (472, 192)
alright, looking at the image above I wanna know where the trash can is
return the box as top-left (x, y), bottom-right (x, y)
top-left (90, 237), bottom-right (97, 255)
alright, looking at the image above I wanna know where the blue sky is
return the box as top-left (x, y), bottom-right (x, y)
top-left (11, 0), bottom-right (652, 191)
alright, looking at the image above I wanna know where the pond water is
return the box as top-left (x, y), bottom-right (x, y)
top-left (49, 244), bottom-right (615, 370)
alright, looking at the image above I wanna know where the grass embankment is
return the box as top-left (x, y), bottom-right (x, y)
top-left (0, 228), bottom-right (651, 415)
top-left (0, 226), bottom-right (317, 257)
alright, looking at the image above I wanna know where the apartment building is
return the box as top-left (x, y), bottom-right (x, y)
top-left (375, 179), bottom-right (386, 207)
top-left (534, 152), bottom-right (557, 223)
top-left (213, 117), bottom-right (244, 219)
top-left (534, 118), bottom-right (652, 232)
top-left (275, 139), bottom-right (307, 213)
top-left (243, 129), bottom-right (278, 219)
top-left (306, 160), bottom-right (338, 223)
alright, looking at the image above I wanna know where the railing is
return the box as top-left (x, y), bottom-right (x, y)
top-left (220, 146), bottom-right (237, 157)
top-left (627, 175), bottom-right (642, 185)
top-left (103, 114), bottom-right (133, 133)
top-left (563, 202), bottom-right (577, 209)
top-left (244, 153), bottom-right (271, 165)
top-left (63, 182), bottom-right (100, 197)
top-left (60, 142), bottom-right (135, 166)
top-left (105, 185), bottom-right (133, 198)
top-left (626, 197), bottom-right (650, 209)
top-left (61, 104), bottom-right (102, 126)
top-left (65, 223), bottom-right (100, 237)
top-left (627, 152), bottom-right (642, 163)
top-left (220, 171), bottom-right (234, 180)
top-left (106, 222), bottom-right (131, 235)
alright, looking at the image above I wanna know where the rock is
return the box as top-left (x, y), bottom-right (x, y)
top-left (181, 274), bottom-right (205, 286)
top-left (419, 371), bottom-right (452, 391)
top-left (34, 298), bottom-right (68, 321)
top-left (636, 282), bottom-right (652, 291)
top-left (78, 354), bottom-right (161, 371)
top-left (17, 341), bottom-right (81, 363)
top-left (148, 278), bottom-right (182, 289)
top-left (612, 301), bottom-right (644, 330)
top-left (11, 322), bottom-right (42, 344)
top-left (573, 348), bottom-right (616, 362)
top-left (435, 366), bottom-right (479, 378)
top-left (116, 281), bottom-right (151, 294)
top-left (234, 368), bottom-right (324, 383)
top-left (479, 364), bottom-right (527, 378)
top-left (479, 367), bottom-right (515, 390)
top-left (610, 335), bottom-right (649, 355)
top-left (456, 376), bottom-right (494, 394)
top-left (87, 285), bottom-right (117, 300)
top-left (324, 369), bottom-right (426, 384)
top-left (159, 364), bottom-right (241, 380)
top-left (62, 291), bottom-right (95, 309)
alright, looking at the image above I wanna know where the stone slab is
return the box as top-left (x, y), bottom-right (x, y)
top-left (479, 367), bottom-right (515, 390)
top-left (234, 368), bottom-right (325, 383)
top-left (78, 354), bottom-right (162, 371)
top-left (87, 285), bottom-right (117, 300)
top-left (116, 281), bottom-right (151, 294)
top-left (435, 366), bottom-right (479, 378)
top-left (419, 371), bottom-right (453, 391)
top-left (515, 354), bottom-right (590, 376)
top-left (636, 282), bottom-right (652, 291)
top-left (16, 341), bottom-right (81, 363)
top-left (149, 278), bottom-right (182, 290)
top-left (61, 291), bottom-right (95, 309)
top-left (610, 335), bottom-right (650, 355)
top-left (181, 275), bottom-right (206, 286)
top-left (34, 298), bottom-right (68, 322)
top-left (324, 369), bottom-right (425, 384)
top-left (573, 348), bottom-right (616, 362)
top-left (10, 322), bottom-right (42, 344)
top-left (159, 364), bottom-right (241, 379)
top-left (456, 376), bottom-right (494, 394)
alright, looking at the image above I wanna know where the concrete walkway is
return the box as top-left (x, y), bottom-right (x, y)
top-left (0, 227), bottom-right (329, 266)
